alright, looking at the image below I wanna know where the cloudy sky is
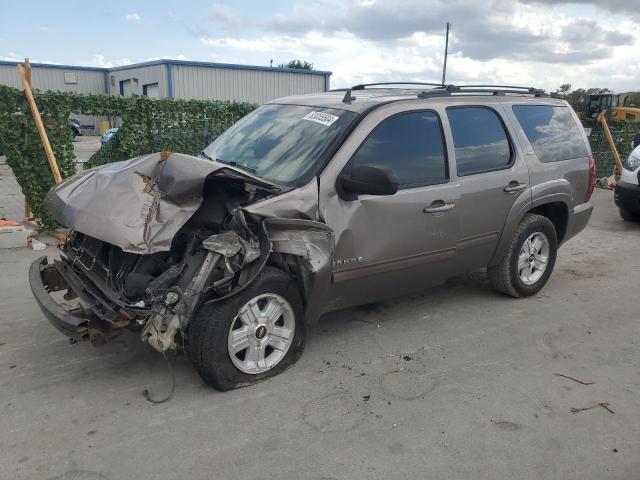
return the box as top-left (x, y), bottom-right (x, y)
top-left (1, 0), bottom-right (638, 92)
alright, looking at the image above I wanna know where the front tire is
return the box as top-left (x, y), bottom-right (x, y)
top-left (188, 266), bottom-right (306, 391)
top-left (488, 213), bottom-right (558, 298)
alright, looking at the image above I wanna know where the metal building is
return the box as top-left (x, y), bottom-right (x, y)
top-left (0, 59), bottom-right (332, 125)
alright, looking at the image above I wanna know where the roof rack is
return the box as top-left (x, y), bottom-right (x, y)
top-left (337, 82), bottom-right (548, 103)
top-left (340, 82), bottom-right (446, 103)
top-left (351, 82), bottom-right (444, 90)
top-left (418, 84), bottom-right (548, 98)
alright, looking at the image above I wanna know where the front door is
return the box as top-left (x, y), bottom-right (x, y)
top-left (319, 106), bottom-right (460, 312)
top-left (444, 105), bottom-right (530, 270)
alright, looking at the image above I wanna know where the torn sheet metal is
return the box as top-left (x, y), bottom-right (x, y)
top-left (45, 152), bottom-right (276, 254)
top-left (263, 218), bottom-right (334, 323)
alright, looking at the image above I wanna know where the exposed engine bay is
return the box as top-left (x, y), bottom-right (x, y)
top-left (34, 152), bottom-right (334, 352)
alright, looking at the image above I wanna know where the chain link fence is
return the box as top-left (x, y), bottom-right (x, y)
top-left (587, 121), bottom-right (640, 178)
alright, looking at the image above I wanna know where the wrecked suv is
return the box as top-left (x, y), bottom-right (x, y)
top-left (30, 83), bottom-right (595, 390)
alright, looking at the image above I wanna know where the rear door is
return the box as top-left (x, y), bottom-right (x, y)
top-left (444, 105), bottom-right (530, 270)
top-left (319, 105), bottom-right (460, 311)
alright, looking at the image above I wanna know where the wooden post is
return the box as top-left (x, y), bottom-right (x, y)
top-left (17, 61), bottom-right (62, 184)
top-left (25, 58), bottom-right (31, 85)
top-left (597, 110), bottom-right (623, 174)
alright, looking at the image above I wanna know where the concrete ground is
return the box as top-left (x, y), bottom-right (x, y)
top-left (1, 189), bottom-right (639, 480)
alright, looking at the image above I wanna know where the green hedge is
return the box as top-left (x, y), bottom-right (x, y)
top-left (86, 96), bottom-right (255, 168)
top-left (0, 85), bottom-right (255, 229)
top-left (583, 118), bottom-right (640, 177)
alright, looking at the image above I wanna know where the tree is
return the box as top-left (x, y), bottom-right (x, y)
top-left (278, 59), bottom-right (314, 70)
top-left (550, 84), bottom-right (612, 112)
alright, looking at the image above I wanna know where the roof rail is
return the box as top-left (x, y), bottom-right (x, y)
top-left (335, 82), bottom-right (548, 103)
top-left (418, 84), bottom-right (548, 98)
top-left (351, 81), bottom-right (444, 90)
top-left (340, 82), bottom-right (446, 104)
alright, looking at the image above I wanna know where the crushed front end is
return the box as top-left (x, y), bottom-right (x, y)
top-left (29, 151), bottom-right (334, 353)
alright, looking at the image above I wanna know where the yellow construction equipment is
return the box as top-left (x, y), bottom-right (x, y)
top-left (585, 91), bottom-right (640, 121)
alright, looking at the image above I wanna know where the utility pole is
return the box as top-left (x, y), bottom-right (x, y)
top-left (441, 22), bottom-right (450, 86)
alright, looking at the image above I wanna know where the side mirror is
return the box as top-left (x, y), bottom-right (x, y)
top-left (339, 164), bottom-right (399, 198)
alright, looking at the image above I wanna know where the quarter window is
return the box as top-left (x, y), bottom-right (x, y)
top-left (512, 105), bottom-right (589, 162)
top-left (349, 111), bottom-right (448, 189)
top-left (447, 107), bottom-right (512, 176)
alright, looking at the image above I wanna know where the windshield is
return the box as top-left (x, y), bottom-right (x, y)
top-left (202, 104), bottom-right (357, 186)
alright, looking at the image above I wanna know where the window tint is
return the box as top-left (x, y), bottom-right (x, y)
top-left (349, 111), bottom-right (448, 189)
top-left (447, 107), bottom-right (512, 176)
top-left (512, 105), bottom-right (588, 162)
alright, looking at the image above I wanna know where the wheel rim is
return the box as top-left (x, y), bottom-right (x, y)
top-left (227, 293), bottom-right (295, 374)
top-left (518, 232), bottom-right (550, 285)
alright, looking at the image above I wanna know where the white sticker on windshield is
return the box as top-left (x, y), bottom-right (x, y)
top-left (303, 111), bottom-right (340, 126)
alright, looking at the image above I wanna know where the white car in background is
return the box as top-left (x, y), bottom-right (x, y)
top-left (615, 144), bottom-right (640, 221)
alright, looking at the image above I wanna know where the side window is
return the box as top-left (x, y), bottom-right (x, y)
top-left (447, 107), bottom-right (512, 176)
top-left (349, 111), bottom-right (448, 189)
top-left (512, 105), bottom-right (588, 162)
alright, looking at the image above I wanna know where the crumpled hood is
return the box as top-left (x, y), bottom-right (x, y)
top-left (46, 152), bottom-right (275, 254)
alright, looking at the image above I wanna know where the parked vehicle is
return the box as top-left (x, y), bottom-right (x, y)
top-left (101, 127), bottom-right (119, 144)
top-left (29, 84), bottom-right (595, 390)
top-left (614, 144), bottom-right (640, 221)
top-left (70, 118), bottom-right (82, 137)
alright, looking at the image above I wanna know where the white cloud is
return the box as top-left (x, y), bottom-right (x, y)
top-left (125, 13), bottom-right (142, 24)
top-left (85, 54), bottom-right (132, 68)
top-left (0, 53), bottom-right (21, 62)
top-left (197, 0), bottom-right (638, 91)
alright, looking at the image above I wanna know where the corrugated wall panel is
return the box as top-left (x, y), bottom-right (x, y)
top-left (0, 64), bottom-right (105, 93)
top-left (0, 64), bottom-right (107, 130)
top-left (172, 65), bottom-right (326, 104)
top-left (107, 65), bottom-right (167, 97)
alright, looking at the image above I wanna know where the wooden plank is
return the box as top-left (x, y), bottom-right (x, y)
top-left (17, 63), bottom-right (62, 184)
top-left (25, 58), bottom-right (32, 86)
top-left (597, 110), bottom-right (623, 174)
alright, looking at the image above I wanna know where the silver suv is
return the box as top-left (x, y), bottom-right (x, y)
top-left (30, 84), bottom-right (595, 390)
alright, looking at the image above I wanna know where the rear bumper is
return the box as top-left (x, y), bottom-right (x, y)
top-left (564, 202), bottom-right (593, 244)
top-left (614, 181), bottom-right (640, 214)
top-left (29, 256), bottom-right (89, 341)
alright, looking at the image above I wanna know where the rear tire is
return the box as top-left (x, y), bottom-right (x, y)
top-left (619, 207), bottom-right (640, 222)
top-left (488, 213), bottom-right (558, 298)
top-left (188, 266), bottom-right (306, 391)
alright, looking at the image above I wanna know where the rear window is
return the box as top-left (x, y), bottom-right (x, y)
top-left (446, 107), bottom-right (512, 176)
top-left (512, 105), bottom-right (588, 162)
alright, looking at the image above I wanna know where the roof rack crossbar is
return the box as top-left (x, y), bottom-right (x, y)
top-left (351, 82), bottom-right (444, 90)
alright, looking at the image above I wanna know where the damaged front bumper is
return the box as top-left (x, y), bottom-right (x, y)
top-left (29, 256), bottom-right (90, 342)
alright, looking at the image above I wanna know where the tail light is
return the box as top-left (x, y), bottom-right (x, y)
top-left (585, 154), bottom-right (596, 202)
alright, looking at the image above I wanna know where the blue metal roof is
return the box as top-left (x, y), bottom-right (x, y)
top-left (0, 59), bottom-right (332, 77)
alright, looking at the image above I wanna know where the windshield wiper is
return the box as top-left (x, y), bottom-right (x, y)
top-left (215, 158), bottom-right (257, 174)
top-left (199, 150), bottom-right (214, 161)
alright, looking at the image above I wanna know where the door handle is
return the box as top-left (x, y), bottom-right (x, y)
top-left (423, 201), bottom-right (456, 214)
top-left (504, 181), bottom-right (527, 193)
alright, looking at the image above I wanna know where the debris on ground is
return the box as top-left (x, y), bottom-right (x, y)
top-left (570, 402), bottom-right (615, 414)
top-left (30, 238), bottom-right (46, 251)
top-left (553, 373), bottom-right (595, 385)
